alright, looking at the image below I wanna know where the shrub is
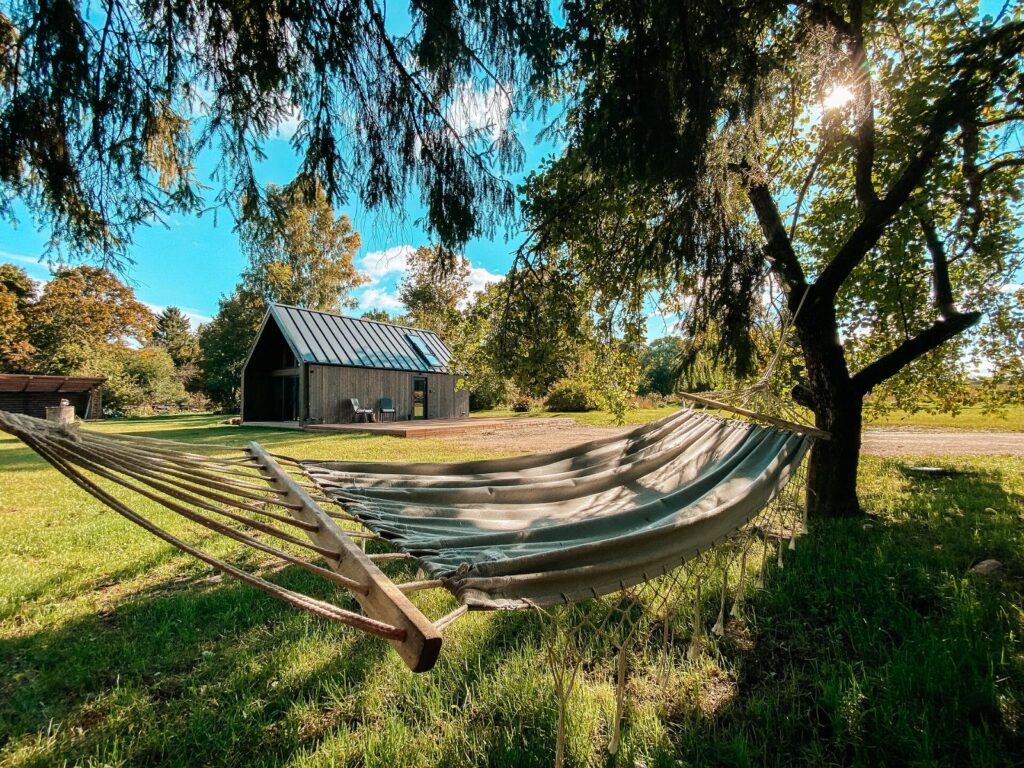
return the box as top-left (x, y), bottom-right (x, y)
top-left (510, 393), bottom-right (533, 412)
top-left (544, 378), bottom-right (600, 412)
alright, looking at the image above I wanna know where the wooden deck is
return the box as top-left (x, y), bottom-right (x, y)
top-left (303, 417), bottom-right (524, 438)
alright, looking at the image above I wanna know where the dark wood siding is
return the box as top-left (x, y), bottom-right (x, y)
top-left (0, 389), bottom-right (101, 419)
top-left (308, 365), bottom-right (468, 422)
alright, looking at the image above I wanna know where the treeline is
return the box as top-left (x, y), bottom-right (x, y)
top-left (1, 179), bottom-right (688, 416)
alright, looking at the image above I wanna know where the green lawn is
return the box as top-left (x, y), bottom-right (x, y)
top-left (1, 415), bottom-right (1022, 766)
top-left (476, 403), bottom-right (1024, 431)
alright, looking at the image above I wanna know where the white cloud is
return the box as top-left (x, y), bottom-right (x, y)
top-left (273, 104), bottom-right (303, 141)
top-left (446, 83), bottom-right (511, 141)
top-left (357, 287), bottom-right (404, 312)
top-left (358, 245), bottom-right (416, 284)
top-left (466, 265), bottom-right (503, 298)
top-left (1000, 282), bottom-right (1022, 294)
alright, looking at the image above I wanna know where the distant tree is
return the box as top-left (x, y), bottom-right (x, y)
top-left (198, 288), bottom-right (265, 410)
top-left (360, 309), bottom-right (405, 325)
top-left (28, 266), bottom-right (155, 373)
top-left (639, 337), bottom-right (685, 397)
top-left (0, 264), bottom-right (37, 371)
top-left (398, 245), bottom-right (470, 337)
top-left (153, 307), bottom-right (198, 366)
top-left (240, 180), bottom-right (368, 311)
top-left (86, 346), bottom-right (188, 412)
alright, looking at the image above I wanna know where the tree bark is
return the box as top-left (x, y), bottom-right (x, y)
top-left (795, 298), bottom-right (864, 518)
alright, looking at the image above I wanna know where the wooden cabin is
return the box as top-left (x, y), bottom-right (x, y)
top-left (0, 374), bottom-right (105, 420)
top-left (241, 303), bottom-right (469, 425)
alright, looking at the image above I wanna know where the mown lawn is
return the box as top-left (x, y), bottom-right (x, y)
top-left (1, 414), bottom-right (1022, 766)
top-left (477, 402), bottom-right (1024, 430)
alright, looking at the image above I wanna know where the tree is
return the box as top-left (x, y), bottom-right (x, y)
top-left (0, 264), bottom-right (37, 371)
top-left (360, 309), bottom-right (405, 325)
top-left (520, 1), bottom-right (1024, 517)
top-left (198, 287), bottom-right (265, 410)
top-left (0, 1), bottom-right (554, 257)
top-left (639, 337), bottom-right (685, 397)
top-left (240, 181), bottom-right (367, 312)
top-left (85, 346), bottom-right (188, 413)
top-left (28, 266), bottom-right (155, 373)
top-left (398, 245), bottom-right (470, 336)
top-left (153, 307), bottom-right (198, 366)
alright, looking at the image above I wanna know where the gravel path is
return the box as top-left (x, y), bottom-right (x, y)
top-left (440, 419), bottom-right (1024, 457)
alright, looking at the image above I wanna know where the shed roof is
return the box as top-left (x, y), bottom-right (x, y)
top-left (0, 374), bottom-right (106, 394)
top-left (263, 303), bottom-right (455, 374)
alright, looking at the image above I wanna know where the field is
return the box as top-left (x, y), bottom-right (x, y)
top-left (1, 414), bottom-right (1022, 766)
top-left (476, 402), bottom-right (1024, 430)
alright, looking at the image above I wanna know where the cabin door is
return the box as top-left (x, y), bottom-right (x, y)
top-left (412, 377), bottom-right (428, 420)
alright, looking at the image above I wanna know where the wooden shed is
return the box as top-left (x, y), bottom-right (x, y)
top-left (241, 303), bottom-right (469, 425)
top-left (0, 374), bottom-right (105, 420)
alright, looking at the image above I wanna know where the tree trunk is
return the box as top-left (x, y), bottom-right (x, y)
top-left (796, 300), bottom-right (865, 518)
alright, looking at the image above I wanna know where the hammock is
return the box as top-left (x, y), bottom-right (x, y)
top-left (0, 404), bottom-right (821, 673)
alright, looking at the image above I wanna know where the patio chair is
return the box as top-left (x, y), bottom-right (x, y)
top-left (378, 398), bottom-right (397, 422)
top-left (348, 398), bottom-right (375, 423)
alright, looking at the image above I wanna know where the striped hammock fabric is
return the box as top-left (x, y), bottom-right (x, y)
top-left (306, 408), bottom-right (812, 609)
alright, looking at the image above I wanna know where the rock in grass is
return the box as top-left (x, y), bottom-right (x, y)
top-left (969, 559), bottom-right (1003, 576)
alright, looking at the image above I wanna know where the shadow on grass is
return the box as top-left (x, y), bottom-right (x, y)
top-left (665, 463), bottom-right (1024, 766)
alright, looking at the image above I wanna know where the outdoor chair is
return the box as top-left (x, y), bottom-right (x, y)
top-left (377, 398), bottom-right (397, 422)
top-left (348, 398), bottom-right (375, 423)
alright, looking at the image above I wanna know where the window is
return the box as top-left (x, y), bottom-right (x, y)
top-left (406, 334), bottom-right (442, 367)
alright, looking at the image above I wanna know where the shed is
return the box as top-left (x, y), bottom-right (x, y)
top-left (241, 304), bottom-right (469, 424)
top-left (0, 374), bottom-right (105, 420)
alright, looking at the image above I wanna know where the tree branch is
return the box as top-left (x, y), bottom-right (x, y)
top-left (815, 20), bottom-right (1024, 301)
top-left (735, 164), bottom-right (809, 298)
top-left (851, 311), bottom-right (982, 394)
top-left (848, 0), bottom-right (879, 210)
top-left (913, 202), bottom-right (957, 318)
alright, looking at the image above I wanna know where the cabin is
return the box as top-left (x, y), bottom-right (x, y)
top-left (241, 303), bottom-right (469, 425)
top-left (0, 374), bottom-right (105, 420)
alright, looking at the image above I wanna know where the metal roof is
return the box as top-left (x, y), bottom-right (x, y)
top-left (0, 374), bottom-right (106, 394)
top-left (265, 303), bottom-right (455, 374)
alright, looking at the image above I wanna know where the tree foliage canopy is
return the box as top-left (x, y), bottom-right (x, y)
top-left (0, 0), bottom-right (555, 259)
top-left (240, 181), bottom-right (366, 312)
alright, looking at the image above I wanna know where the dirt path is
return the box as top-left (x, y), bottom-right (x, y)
top-left (442, 419), bottom-right (1024, 457)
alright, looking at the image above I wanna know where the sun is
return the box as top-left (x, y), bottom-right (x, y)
top-left (823, 85), bottom-right (855, 110)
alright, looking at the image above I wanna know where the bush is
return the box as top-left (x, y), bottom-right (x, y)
top-left (510, 393), bottom-right (533, 412)
top-left (544, 378), bottom-right (600, 412)
top-left (81, 346), bottom-right (189, 413)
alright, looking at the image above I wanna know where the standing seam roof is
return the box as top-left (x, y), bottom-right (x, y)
top-left (267, 304), bottom-right (454, 373)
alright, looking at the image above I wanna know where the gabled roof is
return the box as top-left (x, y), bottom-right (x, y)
top-left (262, 303), bottom-right (454, 374)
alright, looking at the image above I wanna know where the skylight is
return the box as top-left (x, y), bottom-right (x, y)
top-left (407, 334), bottom-right (442, 367)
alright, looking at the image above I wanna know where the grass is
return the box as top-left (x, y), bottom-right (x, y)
top-left (864, 403), bottom-right (1024, 431)
top-left (476, 402), bottom-right (1024, 431)
top-left (1, 414), bottom-right (1022, 766)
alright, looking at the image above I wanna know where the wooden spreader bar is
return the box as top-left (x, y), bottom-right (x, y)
top-left (248, 442), bottom-right (443, 672)
top-left (679, 392), bottom-right (832, 440)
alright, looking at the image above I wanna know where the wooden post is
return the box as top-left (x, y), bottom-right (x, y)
top-left (249, 442), bottom-right (443, 672)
